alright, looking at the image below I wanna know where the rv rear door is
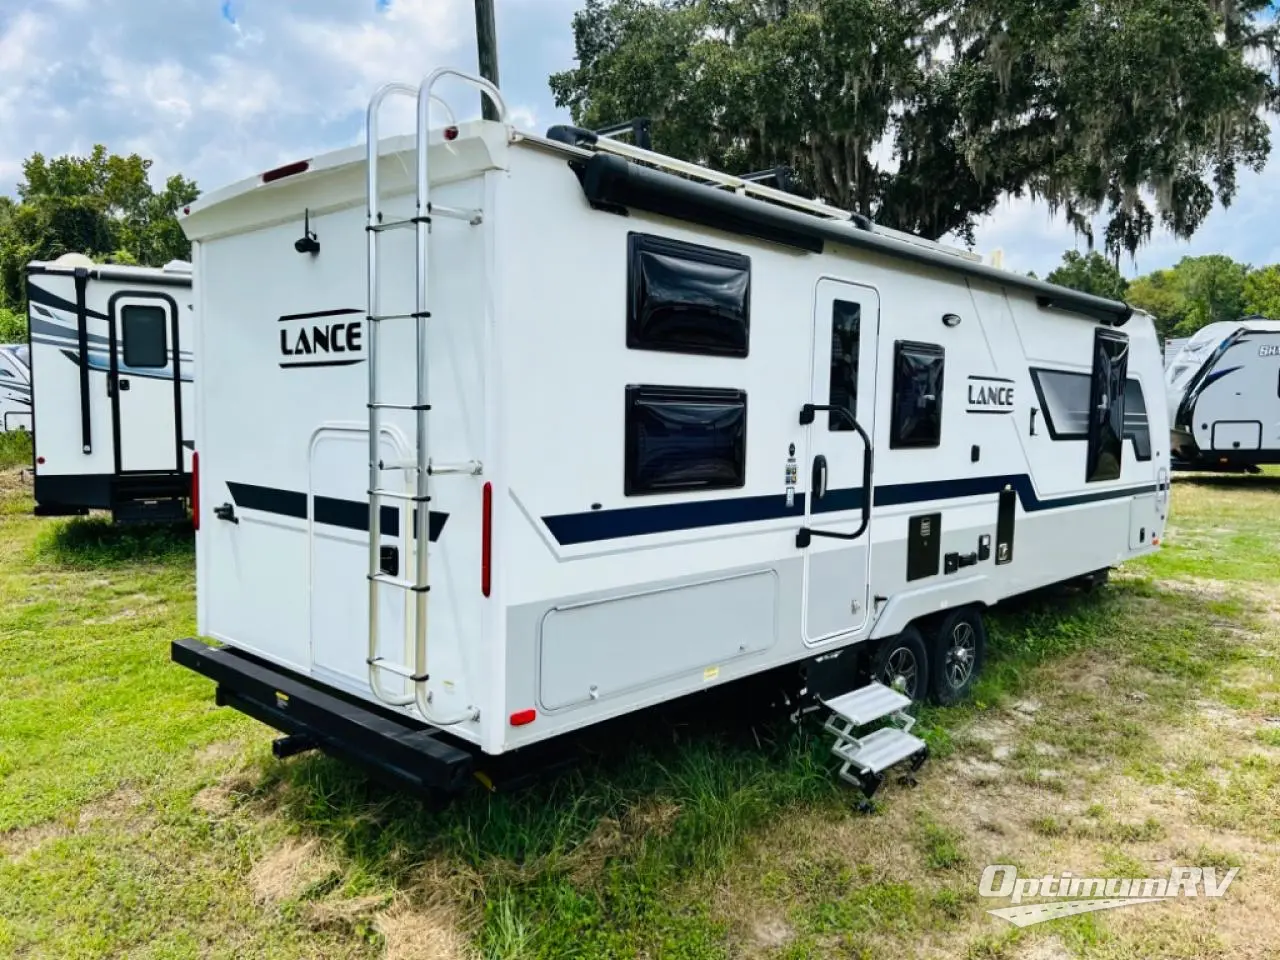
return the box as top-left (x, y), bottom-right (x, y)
top-left (801, 279), bottom-right (880, 643)
top-left (110, 294), bottom-right (183, 474)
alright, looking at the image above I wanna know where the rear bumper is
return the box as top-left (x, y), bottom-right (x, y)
top-left (34, 471), bottom-right (190, 513)
top-left (171, 638), bottom-right (474, 794)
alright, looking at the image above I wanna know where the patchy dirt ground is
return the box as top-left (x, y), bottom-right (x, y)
top-left (2, 470), bottom-right (1279, 959)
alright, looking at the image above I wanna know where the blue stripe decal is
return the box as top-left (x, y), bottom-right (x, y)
top-left (541, 475), bottom-right (1156, 546)
top-left (1201, 365), bottom-right (1241, 390)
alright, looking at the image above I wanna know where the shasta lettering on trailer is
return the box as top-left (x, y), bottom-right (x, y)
top-left (25, 254), bottom-right (194, 524)
top-left (172, 68), bottom-right (1170, 798)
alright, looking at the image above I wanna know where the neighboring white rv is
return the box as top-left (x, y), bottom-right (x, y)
top-left (172, 71), bottom-right (1170, 796)
top-left (1165, 316), bottom-right (1280, 471)
top-left (27, 253), bottom-right (194, 522)
top-left (0, 343), bottom-right (32, 432)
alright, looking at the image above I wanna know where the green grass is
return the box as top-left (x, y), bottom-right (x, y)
top-left (0, 429), bottom-right (32, 469)
top-left (2, 467), bottom-right (1280, 957)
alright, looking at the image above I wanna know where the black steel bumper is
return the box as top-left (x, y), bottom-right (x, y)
top-left (171, 638), bottom-right (474, 794)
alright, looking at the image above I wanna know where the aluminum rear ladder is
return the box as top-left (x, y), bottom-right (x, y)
top-left (364, 68), bottom-right (506, 725)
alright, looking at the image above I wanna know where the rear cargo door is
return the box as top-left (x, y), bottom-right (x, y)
top-left (801, 279), bottom-right (880, 644)
top-left (110, 293), bottom-right (182, 473)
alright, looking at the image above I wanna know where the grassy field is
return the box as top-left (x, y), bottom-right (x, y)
top-left (1, 461), bottom-right (1278, 959)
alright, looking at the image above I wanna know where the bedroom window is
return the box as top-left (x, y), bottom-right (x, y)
top-left (121, 305), bottom-right (169, 369)
top-left (890, 341), bottom-right (944, 448)
top-left (624, 385), bottom-right (747, 495)
top-left (627, 233), bottom-right (750, 357)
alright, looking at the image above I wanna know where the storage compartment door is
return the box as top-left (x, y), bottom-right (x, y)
top-left (1128, 494), bottom-right (1159, 550)
top-left (1211, 420), bottom-right (1262, 451)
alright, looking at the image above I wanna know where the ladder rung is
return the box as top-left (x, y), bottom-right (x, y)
top-left (369, 488), bottom-right (431, 503)
top-left (367, 216), bottom-right (429, 232)
top-left (368, 402), bottom-right (431, 411)
top-left (367, 656), bottom-right (428, 682)
top-left (369, 311), bottom-right (431, 322)
top-left (368, 573), bottom-right (431, 593)
top-left (429, 203), bottom-right (483, 225)
top-left (377, 459), bottom-right (421, 471)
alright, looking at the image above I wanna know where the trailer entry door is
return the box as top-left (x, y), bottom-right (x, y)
top-left (111, 295), bottom-right (182, 474)
top-left (802, 279), bottom-right (880, 644)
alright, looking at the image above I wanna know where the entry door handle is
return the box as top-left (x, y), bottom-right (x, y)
top-left (812, 454), bottom-right (828, 500)
top-left (118, 379), bottom-right (130, 391)
top-left (796, 403), bottom-right (874, 548)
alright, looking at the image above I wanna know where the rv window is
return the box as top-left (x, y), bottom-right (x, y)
top-left (121, 305), bottom-right (169, 369)
top-left (827, 300), bottom-right (860, 431)
top-left (1030, 369), bottom-right (1090, 439)
top-left (625, 385), bottom-right (747, 495)
top-left (1087, 328), bottom-right (1129, 482)
top-left (890, 341), bottom-right (944, 449)
top-left (1124, 379), bottom-right (1151, 461)
top-left (627, 233), bottom-right (750, 357)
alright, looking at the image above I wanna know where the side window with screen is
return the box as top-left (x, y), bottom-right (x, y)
top-left (1030, 369), bottom-right (1090, 438)
top-left (627, 233), bottom-right (750, 357)
top-left (122, 304), bottom-right (169, 369)
top-left (827, 299), bottom-right (860, 431)
top-left (1123, 379), bottom-right (1151, 461)
top-left (625, 385), bottom-right (747, 495)
top-left (890, 341), bottom-right (944, 449)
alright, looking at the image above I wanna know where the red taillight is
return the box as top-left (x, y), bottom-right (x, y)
top-left (191, 450), bottom-right (200, 531)
top-left (444, 126), bottom-right (459, 141)
top-left (481, 481), bottom-right (492, 597)
top-left (510, 709), bottom-right (535, 727)
top-left (261, 159), bottom-right (310, 183)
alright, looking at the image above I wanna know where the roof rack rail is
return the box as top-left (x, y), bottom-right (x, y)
top-left (592, 117), bottom-right (652, 151)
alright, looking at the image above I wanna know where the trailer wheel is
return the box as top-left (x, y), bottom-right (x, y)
top-left (871, 627), bottom-right (929, 701)
top-left (928, 607), bottom-right (986, 706)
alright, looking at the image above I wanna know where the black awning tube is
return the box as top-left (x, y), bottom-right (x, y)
top-left (573, 152), bottom-right (1134, 326)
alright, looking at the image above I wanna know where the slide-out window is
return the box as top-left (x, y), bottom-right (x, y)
top-left (1032, 367), bottom-right (1151, 462)
top-left (827, 299), bottom-right (861, 431)
top-left (627, 233), bottom-right (750, 357)
top-left (625, 385), bottom-right (747, 495)
top-left (1030, 369), bottom-right (1089, 439)
top-left (121, 305), bottom-right (169, 369)
top-left (1124, 380), bottom-right (1151, 461)
top-left (890, 341), bottom-right (944, 448)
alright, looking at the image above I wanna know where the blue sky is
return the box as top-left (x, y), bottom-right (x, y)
top-left (2, 0), bottom-right (1277, 278)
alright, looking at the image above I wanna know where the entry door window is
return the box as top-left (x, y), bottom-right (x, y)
top-left (827, 299), bottom-right (860, 430)
top-left (1087, 328), bottom-right (1129, 482)
top-left (122, 305), bottom-right (169, 368)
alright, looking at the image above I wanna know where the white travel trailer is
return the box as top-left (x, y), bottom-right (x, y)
top-left (0, 343), bottom-right (32, 432)
top-left (26, 254), bottom-right (194, 522)
top-left (172, 71), bottom-right (1170, 796)
top-left (1165, 316), bottom-right (1280, 471)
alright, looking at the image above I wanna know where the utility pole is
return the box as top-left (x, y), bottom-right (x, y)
top-left (474, 0), bottom-right (500, 121)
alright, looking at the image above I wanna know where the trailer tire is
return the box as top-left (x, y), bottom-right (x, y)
top-left (928, 607), bottom-right (986, 706)
top-left (871, 627), bottom-right (929, 702)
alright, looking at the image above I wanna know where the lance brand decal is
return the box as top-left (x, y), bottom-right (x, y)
top-left (1259, 344), bottom-right (1280, 357)
top-left (278, 308), bottom-right (365, 369)
top-left (966, 375), bottom-right (1015, 414)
